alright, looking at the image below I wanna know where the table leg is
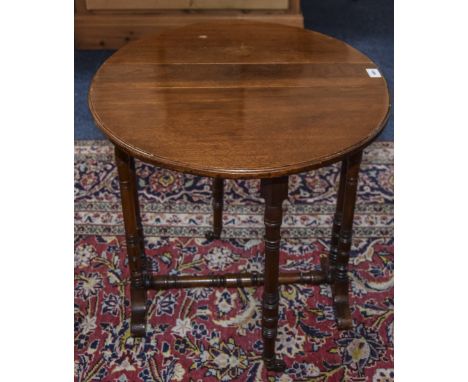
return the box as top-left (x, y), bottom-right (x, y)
top-left (115, 146), bottom-right (147, 337)
top-left (332, 150), bottom-right (363, 330)
top-left (328, 160), bottom-right (348, 282)
top-left (260, 176), bottom-right (288, 372)
top-left (205, 178), bottom-right (224, 240)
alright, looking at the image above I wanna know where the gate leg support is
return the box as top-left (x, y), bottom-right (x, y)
top-left (261, 176), bottom-right (288, 372)
top-left (332, 151), bottom-right (363, 330)
top-left (115, 146), bottom-right (148, 337)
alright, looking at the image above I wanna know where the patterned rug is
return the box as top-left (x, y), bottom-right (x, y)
top-left (74, 141), bottom-right (394, 382)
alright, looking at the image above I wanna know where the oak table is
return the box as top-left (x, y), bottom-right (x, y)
top-left (89, 21), bottom-right (390, 372)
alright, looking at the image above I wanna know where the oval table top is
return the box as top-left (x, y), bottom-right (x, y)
top-left (89, 21), bottom-right (390, 179)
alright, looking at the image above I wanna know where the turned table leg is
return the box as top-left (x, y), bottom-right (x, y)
top-left (328, 160), bottom-right (348, 282)
top-left (205, 178), bottom-right (224, 240)
top-left (260, 176), bottom-right (288, 372)
top-left (115, 146), bottom-right (148, 337)
top-left (332, 150), bottom-right (363, 330)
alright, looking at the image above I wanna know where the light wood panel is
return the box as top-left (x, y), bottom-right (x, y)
top-left (86, 0), bottom-right (289, 11)
top-left (75, 14), bottom-right (303, 49)
top-left (75, 0), bottom-right (302, 49)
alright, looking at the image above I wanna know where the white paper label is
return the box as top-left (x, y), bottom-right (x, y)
top-left (366, 68), bottom-right (382, 78)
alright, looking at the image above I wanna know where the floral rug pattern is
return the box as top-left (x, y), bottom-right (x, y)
top-left (75, 141), bottom-right (394, 382)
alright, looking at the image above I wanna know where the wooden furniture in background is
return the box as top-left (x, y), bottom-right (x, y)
top-left (88, 21), bottom-right (390, 371)
top-left (75, 0), bottom-right (302, 49)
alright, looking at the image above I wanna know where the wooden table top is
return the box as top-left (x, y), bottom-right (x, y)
top-left (89, 21), bottom-right (390, 179)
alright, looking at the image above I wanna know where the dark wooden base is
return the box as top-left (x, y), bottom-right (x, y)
top-left (332, 281), bottom-right (353, 330)
top-left (148, 270), bottom-right (326, 289)
top-left (260, 177), bottom-right (289, 370)
top-left (130, 288), bottom-right (147, 336)
top-left (115, 147), bottom-right (364, 364)
top-left (115, 147), bottom-right (148, 337)
top-left (131, 265), bottom-right (351, 337)
top-left (321, 256), bottom-right (352, 330)
top-left (327, 151), bottom-right (363, 331)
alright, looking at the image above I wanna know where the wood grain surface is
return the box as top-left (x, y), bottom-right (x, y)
top-left (86, 0), bottom-right (289, 11)
top-left (89, 21), bottom-right (390, 179)
top-left (74, 14), bottom-right (303, 49)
